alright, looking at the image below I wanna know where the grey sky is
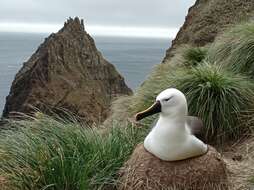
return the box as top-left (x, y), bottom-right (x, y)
top-left (1, 0), bottom-right (195, 28)
top-left (0, 0), bottom-right (196, 37)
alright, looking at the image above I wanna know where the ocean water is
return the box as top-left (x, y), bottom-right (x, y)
top-left (0, 32), bottom-right (170, 113)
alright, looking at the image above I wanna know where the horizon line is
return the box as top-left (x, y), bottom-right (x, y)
top-left (0, 22), bottom-right (178, 39)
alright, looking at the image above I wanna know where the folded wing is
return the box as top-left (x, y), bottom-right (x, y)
top-left (186, 116), bottom-right (203, 135)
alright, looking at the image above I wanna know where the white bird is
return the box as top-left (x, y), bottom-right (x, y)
top-left (135, 88), bottom-right (208, 161)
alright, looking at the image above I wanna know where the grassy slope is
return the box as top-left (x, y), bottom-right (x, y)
top-left (0, 115), bottom-right (148, 190)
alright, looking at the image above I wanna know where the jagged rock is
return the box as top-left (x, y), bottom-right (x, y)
top-left (2, 17), bottom-right (132, 124)
top-left (119, 144), bottom-right (228, 190)
top-left (163, 0), bottom-right (254, 63)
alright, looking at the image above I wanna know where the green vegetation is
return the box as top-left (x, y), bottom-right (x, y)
top-left (208, 22), bottom-right (254, 76)
top-left (170, 63), bottom-right (254, 142)
top-left (250, 176), bottom-right (254, 186)
top-left (182, 46), bottom-right (207, 66)
top-left (0, 114), bottom-right (147, 190)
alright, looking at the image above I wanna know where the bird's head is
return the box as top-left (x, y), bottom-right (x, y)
top-left (135, 88), bottom-right (187, 121)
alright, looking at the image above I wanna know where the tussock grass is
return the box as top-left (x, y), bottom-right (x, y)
top-left (182, 46), bottom-right (208, 66)
top-left (171, 63), bottom-right (254, 142)
top-left (0, 114), bottom-right (147, 190)
top-left (208, 22), bottom-right (254, 76)
top-left (196, 21), bottom-right (254, 184)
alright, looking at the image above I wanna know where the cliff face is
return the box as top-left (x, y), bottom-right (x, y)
top-left (163, 0), bottom-right (254, 63)
top-left (3, 17), bottom-right (132, 124)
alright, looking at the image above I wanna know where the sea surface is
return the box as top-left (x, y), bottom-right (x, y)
top-left (0, 32), bottom-right (170, 113)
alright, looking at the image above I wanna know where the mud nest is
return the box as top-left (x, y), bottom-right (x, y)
top-left (119, 144), bottom-right (228, 190)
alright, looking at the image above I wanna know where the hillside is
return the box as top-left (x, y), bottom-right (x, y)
top-left (2, 17), bottom-right (132, 124)
top-left (163, 0), bottom-right (254, 63)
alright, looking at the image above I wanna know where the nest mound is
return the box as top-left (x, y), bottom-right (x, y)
top-left (119, 144), bottom-right (229, 190)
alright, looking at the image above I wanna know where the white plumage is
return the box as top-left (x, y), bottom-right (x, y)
top-left (136, 88), bottom-right (208, 161)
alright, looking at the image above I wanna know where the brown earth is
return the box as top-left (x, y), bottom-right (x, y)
top-left (2, 17), bottom-right (132, 124)
top-left (222, 135), bottom-right (254, 190)
top-left (0, 176), bottom-right (8, 190)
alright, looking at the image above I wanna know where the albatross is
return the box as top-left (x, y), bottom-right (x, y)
top-left (135, 88), bottom-right (208, 161)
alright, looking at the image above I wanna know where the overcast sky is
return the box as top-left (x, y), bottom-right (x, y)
top-left (0, 0), bottom-right (196, 38)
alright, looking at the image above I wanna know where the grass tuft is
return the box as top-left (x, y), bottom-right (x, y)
top-left (0, 114), bottom-right (147, 190)
top-left (208, 22), bottom-right (254, 76)
top-left (182, 46), bottom-right (208, 66)
top-left (172, 62), bottom-right (254, 142)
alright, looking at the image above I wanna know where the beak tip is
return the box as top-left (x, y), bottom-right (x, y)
top-left (135, 113), bottom-right (141, 121)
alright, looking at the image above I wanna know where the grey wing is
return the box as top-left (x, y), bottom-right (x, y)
top-left (186, 116), bottom-right (203, 135)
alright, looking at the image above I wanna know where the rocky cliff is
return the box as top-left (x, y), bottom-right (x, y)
top-left (163, 0), bottom-right (254, 63)
top-left (2, 17), bottom-right (132, 124)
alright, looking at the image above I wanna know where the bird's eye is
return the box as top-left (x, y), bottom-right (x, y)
top-left (164, 97), bottom-right (172, 101)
